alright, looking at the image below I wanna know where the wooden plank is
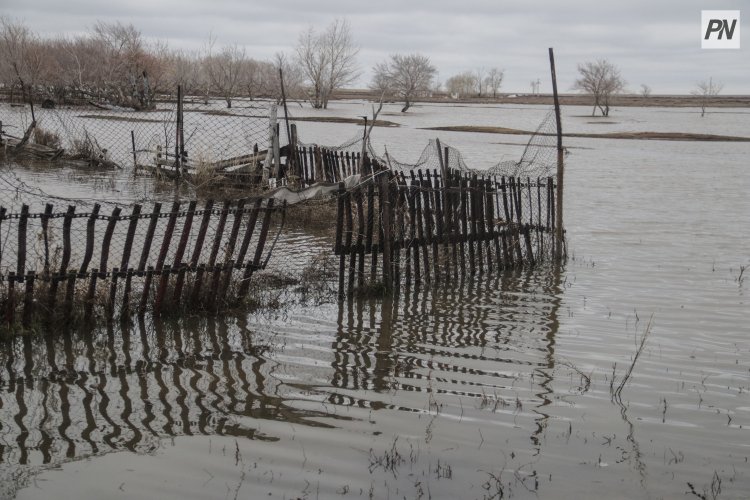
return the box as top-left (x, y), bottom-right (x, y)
top-left (108, 268), bottom-right (119, 320)
top-left (313, 146), bottom-right (323, 184)
top-left (392, 180), bottom-right (403, 290)
top-left (335, 183), bottom-right (345, 255)
top-left (371, 183), bottom-right (380, 282)
top-left (156, 201), bottom-right (180, 271)
top-left (236, 198), bottom-right (262, 266)
top-left (122, 268), bottom-right (133, 318)
top-left (433, 170), bottom-right (446, 274)
top-left (238, 198), bottom-right (275, 299)
top-left (171, 200), bottom-right (196, 303)
top-left (79, 204), bottom-right (101, 277)
top-left (138, 202), bottom-right (161, 273)
top-left (460, 177), bottom-right (469, 276)
top-left (154, 264), bottom-right (171, 316)
top-left (120, 204), bottom-right (141, 272)
top-left (379, 173), bottom-right (393, 293)
top-left (6, 273), bottom-right (16, 326)
top-left (365, 182), bottom-right (374, 253)
top-left (355, 188), bottom-right (365, 290)
top-left (219, 199), bottom-right (245, 297)
top-left (190, 264), bottom-right (206, 307)
top-left (548, 176), bottom-right (554, 230)
top-left (537, 176), bottom-right (543, 257)
top-left (302, 146), bottom-right (311, 184)
top-left (173, 200), bottom-right (196, 268)
top-left (471, 175), bottom-right (482, 274)
top-left (412, 171), bottom-right (430, 283)
top-left (99, 206), bottom-right (122, 278)
top-left (404, 174), bottom-right (413, 285)
top-left (22, 271), bottom-right (35, 328)
top-left (256, 199), bottom-right (277, 266)
top-left (337, 187), bottom-right (347, 300)
top-left (41, 204), bottom-right (53, 276)
top-left (224, 198), bottom-right (246, 261)
top-left (172, 265), bottom-right (187, 305)
top-left (139, 266), bottom-right (154, 315)
top-left (345, 189), bottom-right (355, 295)
top-left (0, 207), bottom-right (5, 269)
top-left (448, 170), bottom-right (459, 277)
top-left (421, 170), bottom-right (439, 280)
top-left (486, 177), bottom-right (500, 271)
top-left (190, 199), bottom-right (214, 268)
top-left (17, 204), bottom-right (29, 276)
top-left (207, 200), bottom-right (231, 268)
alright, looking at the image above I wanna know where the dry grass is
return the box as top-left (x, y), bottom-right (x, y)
top-left (32, 126), bottom-right (62, 149)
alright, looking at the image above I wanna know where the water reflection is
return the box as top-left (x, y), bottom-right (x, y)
top-left (0, 264), bottom-right (565, 497)
top-left (327, 265), bottom-right (564, 439)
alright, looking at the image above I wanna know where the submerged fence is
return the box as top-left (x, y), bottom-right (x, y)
top-left (0, 197), bottom-right (285, 329)
top-left (334, 169), bottom-right (558, 298)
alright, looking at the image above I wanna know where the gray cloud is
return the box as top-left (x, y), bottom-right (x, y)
top-left (3, 0), bottom-right (748, 93)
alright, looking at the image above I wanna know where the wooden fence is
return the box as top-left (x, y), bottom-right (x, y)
top-left (1, 197), bottom-right (285, 329)
top-left (334, 169), bottom-right (557, 298)
top-left (293, 146), bottom-right (377, 186)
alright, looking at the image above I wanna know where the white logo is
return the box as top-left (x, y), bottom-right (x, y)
top-left (702, 10), bottom-right (740, 49)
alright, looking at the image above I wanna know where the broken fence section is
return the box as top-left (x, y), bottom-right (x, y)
top-left (334, 169), bottom-right (559, 298)
top-left (1, 197), bottom-right (285, 329)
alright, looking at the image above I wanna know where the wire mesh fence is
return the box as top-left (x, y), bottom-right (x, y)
top-left (0, 92), bottom-right (276, 173)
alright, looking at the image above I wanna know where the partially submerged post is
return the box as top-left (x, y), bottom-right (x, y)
top-left (175, 85), bottom-right (182, 176)
top-left (548, 47), bottom-right (565, 259)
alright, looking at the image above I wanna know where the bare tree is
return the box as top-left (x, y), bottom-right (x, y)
top-left (446, 71), bottom-right (477, 98)
top-left (572, 59), bottom-right (625, 116)
top-left (0, 17), bottom-right (47, 102)
top-left (484, 68), bottom-right (504, 98)
top-left (640, 84), bottom-right (652, 98)
top-left (272, 51), bottom-right (306, 102)
top-left (371, 53), bottom-right (436, 112)
top-left (691, 77), bottom-right (723, 117)
top-left (474, 67), bottom-right (486, 97)
top-left (166, 49), bottom-right (202, 95)
top-left (206, 44), bottom-right (247, 108)
top-left (90, 21), bottom-right (155, 109)
top-left (295, 19), bottom-right (359, 109)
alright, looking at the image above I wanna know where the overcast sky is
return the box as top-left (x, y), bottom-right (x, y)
top-left (3, 0), bottom-right (748, 94)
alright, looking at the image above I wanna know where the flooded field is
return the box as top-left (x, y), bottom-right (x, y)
top-left (1, 102), bottom-right (749, 499)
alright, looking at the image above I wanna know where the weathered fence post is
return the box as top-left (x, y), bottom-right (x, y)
top-left (549, 47), bottom-right (565, 259)
top-left (379, 172), bottom-right (393, 294)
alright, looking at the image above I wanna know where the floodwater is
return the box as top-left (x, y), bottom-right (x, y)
top-left (1, 101), bottom-right (749, 499)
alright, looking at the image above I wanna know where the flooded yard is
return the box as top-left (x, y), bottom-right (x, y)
top-left (1, 102), bottom-right (749, 499)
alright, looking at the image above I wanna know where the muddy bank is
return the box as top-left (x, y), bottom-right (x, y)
top-left (333, 89), bottom-right (750, 108)
top-left (422, 125), bottom-right (750, 142)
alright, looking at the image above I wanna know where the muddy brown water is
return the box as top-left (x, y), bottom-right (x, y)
top-left (1, 103), bottom-right (749, 499)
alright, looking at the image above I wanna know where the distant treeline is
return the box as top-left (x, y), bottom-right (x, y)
top-left (0, 17), bottom-right (306, 109)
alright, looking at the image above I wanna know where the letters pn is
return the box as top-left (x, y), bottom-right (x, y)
top-left (704, 19), bottom-right (737, 40)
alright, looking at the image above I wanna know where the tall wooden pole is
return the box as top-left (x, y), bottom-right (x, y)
top-left (548, 48), bottom-right (565, 259)
top-left (279, 68), bottom-right (292, 149)
top-left (279, 68), bottom-right (295, 179)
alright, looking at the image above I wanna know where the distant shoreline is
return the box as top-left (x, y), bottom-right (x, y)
top-left (423, 125), bottom-right (750, 142)
top-left (332, 89), bottom-right (750, 108)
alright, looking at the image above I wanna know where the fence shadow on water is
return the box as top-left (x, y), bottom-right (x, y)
top-left (0, 262), bottom-right (565, 498)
